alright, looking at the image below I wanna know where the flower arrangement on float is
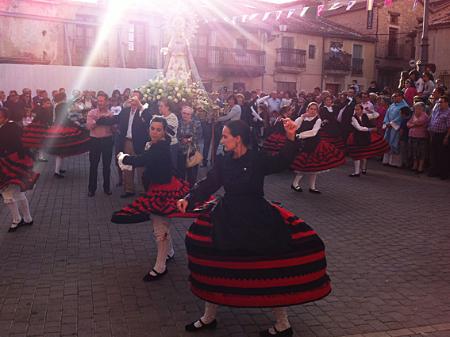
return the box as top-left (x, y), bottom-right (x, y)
top-left (138, 74), bottom-right (212, 114)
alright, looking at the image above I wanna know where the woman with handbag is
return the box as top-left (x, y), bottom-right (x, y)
top-left (177, 120), bottom-right (331, 337)
top-left (177, 105), bottom-right (203, 185)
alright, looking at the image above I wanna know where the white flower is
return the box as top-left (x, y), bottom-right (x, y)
top-left (168, 96), bottom-right (173, 100)
top-left (177, 93), bottom-right (181, 98)
top-left (156, 95), bottom-right (161, 100)
top-left (174, 98), bottom-right (179, 103)
top-left (146, 89), bottom-right (150, 93)
top-left (175, 87), bottom-right (179, 91)
top-left (159, 89), bottom-right (163, 93)
top-left (182, 98), bottom-right (186, 102)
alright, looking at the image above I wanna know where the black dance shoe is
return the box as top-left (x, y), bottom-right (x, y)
top-left (259, 326), bottom-right (293, 337)
top-left (309, 188), bottom-right (321, 194)
top-left (290, 184), bottom-right (302, 192)
top-left (349, 173), bottom-right (360, 177)
top-left (104, 190), bottom-right (112, 195)
top-left (88, 191), bottom-right (95, 197)
top-left (166, 252), bottom-right (175, 262)
top-left (361, 169), bottom-right (367, 175)
top-left (185, 318), bottom-right (218, 332)
top-left (59, 169), bottom-right (66, 174)
top-left (54, 173), bottom-right (64, 178)
top-left (142, 268), bottom-right (167, 282)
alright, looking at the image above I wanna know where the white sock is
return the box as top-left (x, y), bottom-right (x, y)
top-left (272, 307), bottom-right (291, 332)
top-left (194, 302), bottom-right (218, 327)
top-left (292, 173), bottom-right (303, 187)
top-left (16, 194), bottom-right (32, 223)
top-left (362, 159), bottom-right (367, 171)
top-left (6, 201), bottom-right (21, 225)
top-left (354, 160), bottom-right (361, 174)
top-left (309, 174), bottom-right (318, 190)
top-left (55, 156), bottom-right (63, 174)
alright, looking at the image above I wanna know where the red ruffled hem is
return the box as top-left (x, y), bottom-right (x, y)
top-left (347, 132), bottom-right (390, 160)
top-left (0, 152), bottom-right (39, 191)
top-left (290, 141), bottom-right (346, 172)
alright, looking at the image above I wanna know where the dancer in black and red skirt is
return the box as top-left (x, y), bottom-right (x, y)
top-left (319, 95), bottom-right (345, 151)
top-left (261, 104), bottom-right (292, 155)
top-left (290, 102), bottom-right (345, 194)
top-left (112, 116), bottom-right (190, 282)
top-left (0, 107), bottom-right (39, 232)
top-left (347, 104), bottom-right (390, 177)
top-left (177, 120), bottom-right (331, 337)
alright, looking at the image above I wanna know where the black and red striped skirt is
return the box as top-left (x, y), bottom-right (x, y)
top-left (347, 132), bottom-right (390, 160)
top-left (186, 203), bottom-right (331, 307)
top-left (262, 132), bottom-right (287, 155)
top-left (22, 122), bottom-right (48, 149)
top-left (42, 125), bottom-right (91, 157)
top-left (290, 140), bottom-right (345, 173)
top-left (0, 152), bottom-right (39, 192)
top-left (318, 130), bottom-right (346, 152)
top-left (111, 176), bottom-right (190, 223)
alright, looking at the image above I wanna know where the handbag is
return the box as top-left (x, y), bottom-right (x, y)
top-left (186, 144), bottom-right (203, 168)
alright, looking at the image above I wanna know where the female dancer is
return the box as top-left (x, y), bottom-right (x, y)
top-left (112, 116), bottom-right (190, 281)
top-left (0, 107), bottom-right (39, 232)
top-left (261, 104), bottom-right (293, 155)
top-left (177, 120), bottom-right (331, 337)
top-left (291, 102), bottom-right (345, 193)
top-left (347, 104), bottom-right (390, 176)
top-left (319, 95), bottom-right (345, 151)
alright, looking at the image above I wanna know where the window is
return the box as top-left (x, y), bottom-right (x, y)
top-left (389, 13), bottom-right (400, 25)
top-left (277, 81), bottom-right (296, 93)
top-left (128, 23), bottom-right (135, 51)
top-left (388, 27), bottom-right (399, 57)
top-left (73, 15), bottom-right (97, 66)
top-left (308, 45), bottom-right (316, 59)
top-left (352, 44), bottom-right (363, 75)
top-left (281, 37), bottom-right (294, 49)
top-left (233, 82), bottom-right (246, 92)
top-left (353, 44), bottom-right (363, 58)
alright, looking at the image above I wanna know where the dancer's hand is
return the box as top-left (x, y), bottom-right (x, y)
top-left (177, 199), bottom-right (188, 213)
top-left (282, 118), bottom-right (297, 141)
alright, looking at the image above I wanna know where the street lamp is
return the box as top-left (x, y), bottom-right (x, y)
top-left (419, 0), bottom-right (429, 69)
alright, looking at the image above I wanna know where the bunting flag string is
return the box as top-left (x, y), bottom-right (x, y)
top-left (214, 0), bottom-right (401, 26)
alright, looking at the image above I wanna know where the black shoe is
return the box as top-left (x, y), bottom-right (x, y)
top-left (104, 190), bottom-right (112, 195)
top-left (166, 253), bottom-right (175, 262)
top-left (54, 173), bottom-right (64, 178)
top-left (309, 188), bottom-right (321, 194)
top-left (349, 173), bottom-right (360, 177)
top-left (143, 268), bottom-right (167, 282)
top-left (88, 191), bottom-right (95, 197)
top-left (290, 184), bottom-right (302, 192)
top-left (259, 326), bottom-right (293, 337)
top-left (361, 170), bottom-right (367, 175)
top-left (8, 224), bottom-right (20, 233)
top-left (120, 192), bottom-right (135, 198)
top-left (185, 318), bottom-right (218, 332)
top-left (59, 169), bottom-right (66, 174)
top-left (21, 220), bottom-right (33, 226)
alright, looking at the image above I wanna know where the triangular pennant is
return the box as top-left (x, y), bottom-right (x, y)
top-left (346, 0), bottom-right (357, 11)
top-left (287, 8), bottom-right (296, 18)
top-left (275, 10), bottom-right (283, 20)
top-left (262, 11), bottom-right (271, 21)
top-left (317, 4), bottom-right (324, 16)
top-left (384, 0), bottom-right (393, 6)
top-left (231, 16), bottom-right (238, 24)
top-left (248, 13), bottom-right (259, 21)
top-left (329, 2), bottom-right (343, 10)
top-left (367, 0), bottom-right (374, 11)
top-left (300, 6), bottom-right (309, 17)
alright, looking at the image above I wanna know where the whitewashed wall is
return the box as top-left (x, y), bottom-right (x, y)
top-left (0, 64), bottom-right (161, 94)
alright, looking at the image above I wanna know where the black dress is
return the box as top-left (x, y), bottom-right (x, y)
top-left (0, 121), bottom-right (39, 191)
top-left (184, 140), bottom-right (331, 307)
top-left (111, 140), bottom-right (190, 223)
top-left (319, 105), bottom-right (345, 151)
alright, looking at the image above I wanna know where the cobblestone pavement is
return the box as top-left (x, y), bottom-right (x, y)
top-left (1, 154), bottom-right (450, 337)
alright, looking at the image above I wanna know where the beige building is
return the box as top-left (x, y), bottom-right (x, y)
top-left (0, 0), bottom-right (375, 95)
top-left (192, 16), bottom-right (376, 95)
top-left (420, 0), bottom-right (450, 87)
top-left (324, 0), bottom-right (424, 89)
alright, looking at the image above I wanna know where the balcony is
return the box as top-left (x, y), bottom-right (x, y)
top-left (386, 42), bottom-right (406, 59)
top-left (323, 52), bottom-right (351, 75)
top-left (275, 48), bottom-right (306, 73)
top-left (192, 46), bottom-right (265, 76)
top-left (352, 58), bottom-right (364, 76)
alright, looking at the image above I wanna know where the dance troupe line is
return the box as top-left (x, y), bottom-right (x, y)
top-left (0, 90), bottom-right (399, 336)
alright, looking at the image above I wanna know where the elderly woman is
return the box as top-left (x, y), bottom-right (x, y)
top-left (177, 119), bottom-right (330, 337)
top-left (159, 98), bottom-right (179, 170)
top-left (177, 105), bottom-right (203, 185)
top-left (407, 102), bottom-right (429, 173)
